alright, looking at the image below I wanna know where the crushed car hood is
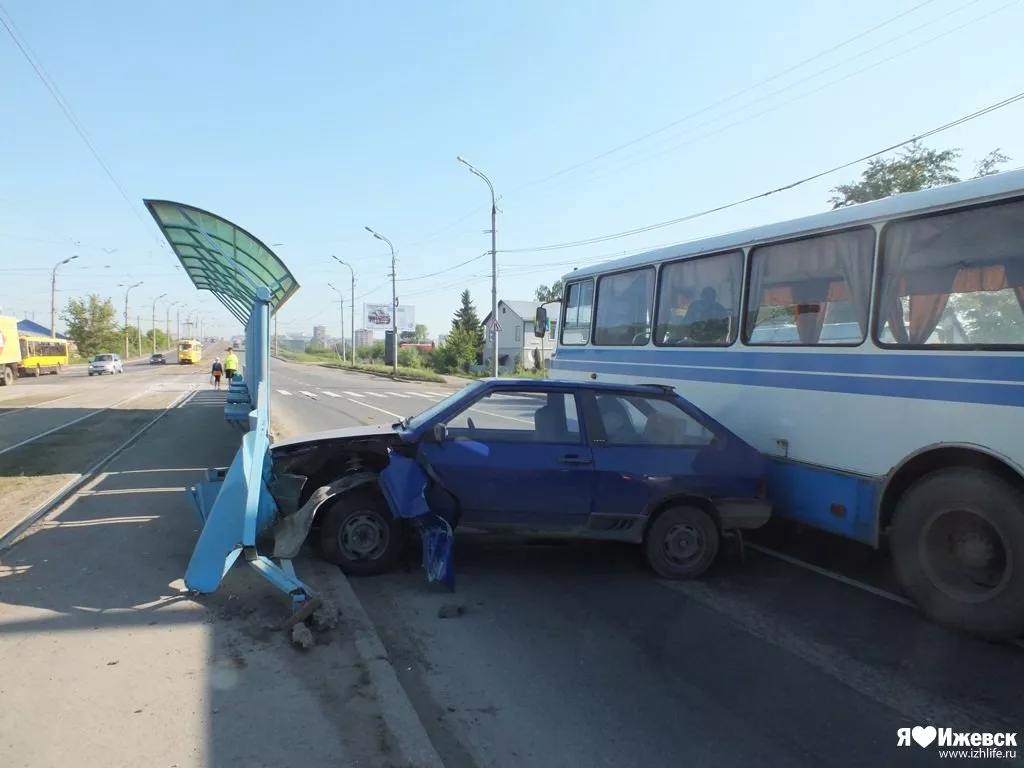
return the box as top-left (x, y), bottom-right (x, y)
top-left (271, 423), bottom-right (400, 452)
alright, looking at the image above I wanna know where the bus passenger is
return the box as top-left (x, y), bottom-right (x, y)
top-left (684, 286), bottom-right (730, 343)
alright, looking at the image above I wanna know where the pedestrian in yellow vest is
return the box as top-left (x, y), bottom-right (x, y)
top-left (224, 348), bottom-right (239, 382)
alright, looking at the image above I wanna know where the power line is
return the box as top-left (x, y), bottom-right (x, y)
top-left (521, 0), bottom-right (1003, 202)
top-left (397, 252), bottom-right (489, 282)
top-left (498, 89), bottom-right (1024, 255)
top-left (0, 4), bottom-right (162, 250)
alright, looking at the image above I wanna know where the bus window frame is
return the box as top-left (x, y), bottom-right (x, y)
top-left (871, 196), bottom-right (1024, 352)
top-left (652, 249), bottom-right (744, 348)
top-left (591, 265), bottom-right (658, 348)
top-left (741, 224), bottom-right (876, 349)
top-left (559, 278), bottom-right (596, 347)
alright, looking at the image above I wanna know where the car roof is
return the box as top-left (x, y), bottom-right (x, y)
top-left (478, 377), bottom-right (676, 395)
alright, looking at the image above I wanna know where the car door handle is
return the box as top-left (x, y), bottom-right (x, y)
top-left (558, 455), bottom-right (593, 465)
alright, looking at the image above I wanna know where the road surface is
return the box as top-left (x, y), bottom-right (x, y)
top-left (270, 358), bottom-right (1024, 768)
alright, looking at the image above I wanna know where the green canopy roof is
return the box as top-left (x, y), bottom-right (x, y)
top-left (144, 200), bottom-right (299, 324)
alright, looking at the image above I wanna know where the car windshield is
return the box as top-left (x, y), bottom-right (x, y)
top-left (403, 381), bottom-right (484, 431)
top-left (93, 355), bottom-right (112, 362)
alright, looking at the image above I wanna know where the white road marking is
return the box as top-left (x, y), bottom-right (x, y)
top-left (389, 392), bottom-right (411, 398)
top-left (346, 398), bottom-right (403, 419)
top-left (423, 391), bottom-right (447, 397)
top-left (343, 391), bottom-right (365, 398)
top-left (299, 390), bottom-right (318, 399)
top-left (321, 390), bottom-right (341, 398)
top-left (364, 392), bottom-right (388, 398)
top-left (276, 389), bottom-right (292, 396)
top-left (408, 392), bottom-right (436, 399)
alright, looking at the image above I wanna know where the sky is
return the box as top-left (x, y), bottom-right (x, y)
top-left (2, 0), bottom-right (1023, 341)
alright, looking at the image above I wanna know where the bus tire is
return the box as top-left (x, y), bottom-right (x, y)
top-left (644, 505), bottom-right (720, 580)
top-left (0, 366), bottom-right (13, 386)
top-left (891, 467), bottom-right (1024, 639)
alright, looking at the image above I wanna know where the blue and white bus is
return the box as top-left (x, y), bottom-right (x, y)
top-left (542, 168), bottom-right (1024, 639)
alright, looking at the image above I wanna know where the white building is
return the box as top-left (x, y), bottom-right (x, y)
top-left (313, 325), bottom-right (328, 344)
top-left (354, 328), bottom-right (375, 349)
top-left (481, 300), bottom-right (558, 371)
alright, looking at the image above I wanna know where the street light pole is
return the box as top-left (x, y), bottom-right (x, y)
top-left (365, 227), bottom-right (398, 376)
top-left (327, 282), bottom-right (344, 358)
top-left (457, 156), bottom-right (498, 378)
top-left (50, 255), bottom-right (79, 337)
top-left (120, 281), bottom-right (143, 360)
top-left (332, 256), bottom-right (356, 366)
top-left (151, 293), bottom-right (167, 355)
top-left (166, 301), bottom-right (178, 347)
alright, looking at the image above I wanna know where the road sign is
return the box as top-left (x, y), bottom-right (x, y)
top-left (486, 317), bottom-right (501, 334)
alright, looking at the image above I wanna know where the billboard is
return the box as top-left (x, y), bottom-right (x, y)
top-left (363, 303), bottom-right (415, 332)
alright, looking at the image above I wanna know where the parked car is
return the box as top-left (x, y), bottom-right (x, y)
top-left (89, 353), bottom-right (123, 376)
top-left (267, 379), bottom-right (771, 584)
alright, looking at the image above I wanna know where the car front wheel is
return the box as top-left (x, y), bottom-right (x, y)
top-left (319, 489), bottom-right (400, 576)
top-left (644, 505), bottom-right (720, 579)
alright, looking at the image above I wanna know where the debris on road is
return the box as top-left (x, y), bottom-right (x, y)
top-left (290, 622), bottom-right (315, 650)
top-left (311, 598), bottom-right (340, 632)
top-left (437, 604), bottom-right (465, 619)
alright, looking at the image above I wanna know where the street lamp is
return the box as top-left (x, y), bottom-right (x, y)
top-left (50, 255), bottom-right (79, 338)
top-left (457, 156), bottom-right (498, 378)
top-left (364, 226), bottom-right (398, 375)
top-left (150, 293), bottom-right (167, 355)
top-left (327, 282), bottom-right (344, 359)
top-left (166, 301), bottom-right (178, 346)
top-left (119, 281), bottom-right (143, 359)
top-left (332, 256), bottom-right (356, 365)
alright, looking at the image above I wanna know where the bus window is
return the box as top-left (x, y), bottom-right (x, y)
top-left (560, 280), bottom-right (594, 346)
top-left (655, 250), bottom-right (741, 346)
top-left (593, 267), bottom-right (655, 346)
top-left (745, 227), bottom-right (874, 346)
top-left (875, 198), bottom-right (1024, 347)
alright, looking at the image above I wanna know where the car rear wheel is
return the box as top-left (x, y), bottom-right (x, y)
top-left (644, 505), bottom-right (720, 579)
top-left (319, 489), bottom-right (400, 576)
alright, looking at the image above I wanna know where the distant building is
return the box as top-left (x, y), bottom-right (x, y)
top-left (480, 300), bottom-right (557, 372)
top-left (354, 328), bottom-right (374, 348)
top-left (313, 325), bottom-right (328, 344)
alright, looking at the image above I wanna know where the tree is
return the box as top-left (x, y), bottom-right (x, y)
top-left (413, 323), bottom-right (429, 342)
top-left (535, 280), bottom-right (563, 304)
top-left (828, 141), bottom-right (1010, 209)
top-left (432, 324), bottom-right (479, 374)
top-left (451, 289), bottom-right (484, 353)
top-left (62, 294), bottom-right (121, 358)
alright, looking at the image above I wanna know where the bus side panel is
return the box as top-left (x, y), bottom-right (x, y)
top-left (764, 458), bottom-right (880, 546)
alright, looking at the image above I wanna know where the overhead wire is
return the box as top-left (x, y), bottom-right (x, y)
top-left (498, 89), bottom-right (1024, 254)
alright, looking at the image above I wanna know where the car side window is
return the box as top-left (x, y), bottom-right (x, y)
top-left (445, 391), bottom-right (581, 444)
top-left (594, 394), bottom-right (715, 447)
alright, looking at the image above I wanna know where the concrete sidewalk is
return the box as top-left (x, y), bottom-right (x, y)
top-left (0, 387), bottom-right (434, 768)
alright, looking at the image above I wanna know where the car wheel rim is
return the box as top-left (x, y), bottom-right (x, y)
top-left (663, 523), bottom-right (705, 566)
top-left (339, 512), bottom-right (389, 561)
top-left (919, 507), bottom-right (1011, 604)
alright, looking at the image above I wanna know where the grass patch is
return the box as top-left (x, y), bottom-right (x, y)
top-left (321, 362), bottom-right (446, 383)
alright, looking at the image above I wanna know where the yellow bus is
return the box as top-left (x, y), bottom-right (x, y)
top-left (178, 339), bottom-right (202, 364)
top-left (18, 334), bottom-right (69, 377)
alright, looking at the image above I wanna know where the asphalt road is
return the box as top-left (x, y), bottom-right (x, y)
top-left (271, 358), bottom-right (1024, 768)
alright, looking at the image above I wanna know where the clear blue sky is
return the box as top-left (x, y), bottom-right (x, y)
top-left (2, 0), bottom-right (1023, 339)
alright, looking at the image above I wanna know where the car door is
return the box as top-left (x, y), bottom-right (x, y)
top-left (580, 391), bottom-right (722, 525)
top-left (418, 387), bottom-right (594, 530)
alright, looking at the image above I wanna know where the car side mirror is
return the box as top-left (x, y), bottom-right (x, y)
top-left (534, 307), bottom-right (548, 338)
top-left (432, 423), bottom-right (448, 443)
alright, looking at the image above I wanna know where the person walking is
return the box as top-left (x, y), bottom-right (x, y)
top-left (224, 348), bottom-right (239, 383)
top-left (210, 357), bottom-right (224, 389)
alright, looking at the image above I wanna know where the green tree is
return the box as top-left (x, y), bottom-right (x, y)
top-left (828, 141), bottom-right (1009, 209)
top-left (535, 280), bottom-right (563, 304)
top-left (432, 324), bottom-right (479, 374)
top-left (62, 294), bottom-right (121, 358)
top-left (413, 323), bottom-right (429, 342)
top-left (451, 289), bottom-right (484, 354)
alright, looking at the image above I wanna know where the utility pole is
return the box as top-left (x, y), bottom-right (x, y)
top-left (50, 255), bottom-right (78, 337)
top-left (166, 301), bottom-right (178, 348)
top-left (328, 283), bottom-right (345, 358)
top-left (457, 156), bottom-right (498, 377)
top-left (333, 256), bottom-right (356, 366)
top-left (136, 315), bottom-right (142, 357)
top-left (151, 293), bottom-right (167, 355)
top-left (364, 227), bottom-right (398, 375)
top-left (120, 282), bottom-right (143, 360)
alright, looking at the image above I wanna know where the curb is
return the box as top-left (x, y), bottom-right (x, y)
top-left (312, 561), bottom-right (446, 768)
top-left (315, 363), bottom-right (448, 387)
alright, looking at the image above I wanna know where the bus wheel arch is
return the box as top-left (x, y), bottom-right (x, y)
top-left (883, 448), bottom-right (1024, 639)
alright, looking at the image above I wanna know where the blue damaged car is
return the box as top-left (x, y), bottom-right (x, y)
top-left (266, 378), bottom-right (771, 587)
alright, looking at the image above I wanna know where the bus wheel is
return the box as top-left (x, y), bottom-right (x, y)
top-left (0, 366), bottom-right (13, 386)
top-left (891, 467), bottom-right (1024, 639)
